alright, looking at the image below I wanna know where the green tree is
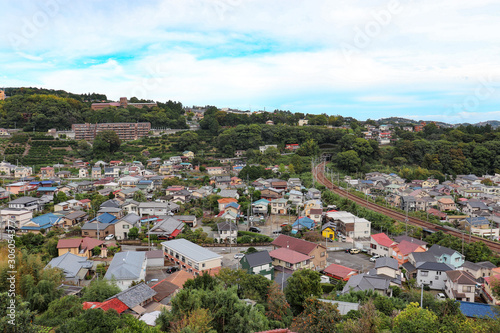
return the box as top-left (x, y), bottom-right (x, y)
top-left (81, 279), bottom-right (121, 302)
top-left (133, 190), bottom-right (146, 202)
top-left (58, 308), bottom-right (122, 333)
top-left (284, 269), bottom-right (322, 315)
top-left (265, 282), bottom-right (293, 329)
top-left (290, 298), bottom-right (341, 332)
top-left (393, 302), bottom-right (438, 333)
top-left (53, 191), bottom-right (68, 204)
top-left (336, 149), bottom-right (362, 173)
top-left (128, 227), bottom-right (139, 240)
top-left (93, 130), bottom-right (121, 156)
top-left (36, 295), bottom-right (83, 328)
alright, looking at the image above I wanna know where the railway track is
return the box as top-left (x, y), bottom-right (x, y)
top-left (313, 162), bottom-right (500, 254)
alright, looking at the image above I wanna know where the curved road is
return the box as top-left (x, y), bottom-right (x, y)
top-left (313, 162), bottom-right (500, 254)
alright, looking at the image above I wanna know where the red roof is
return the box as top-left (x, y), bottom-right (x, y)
top-left (170, 229), bottom-right (182, 238)
top-left (217, 198), bottom-right (238, 204)
top-left (323, 263), bottom-right (358, 280)
top-left (83, 299), bottom-right (128, 313)
top-left (271, 235), bottom-right (322, 255)
top-left (371, 233), bottom-right (395, 248)
top-left (57, 238), bottom-right (83, 249)
top-left (394, 240), bottom-right (423, 255)
top-left (80, 199), bottom-right (91, 203)
top-left (270, 248), bottom-right (312, 264)
top-left (98, 298), bottom-right (128, 313)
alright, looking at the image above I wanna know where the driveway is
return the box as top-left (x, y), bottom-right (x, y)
top-left (327, 250), bottom-right (376, 273)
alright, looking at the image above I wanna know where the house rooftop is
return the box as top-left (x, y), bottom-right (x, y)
top-left (161, 239), bottom-right (222, 263)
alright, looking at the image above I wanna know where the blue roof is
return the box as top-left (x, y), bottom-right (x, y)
top-left (459, 301), bottom-right (499, 319)
top-left (292, 216), bottom-right (315, 230)
top-left (37, 187), bottom-right (58, 191)
top-left (225, 202), bottom-right (240, 210)
top-left (21, 213), bottom-right (61, 230)
top-left (253, 199), bottom-right (270, 205)
top-left (138, 180), bottom-right (152, 184)
top-left (41, 181), bottom-right (53, 184)
top-left (29, 181), bottom-right (41, 185)
top-left (89, 213), bottom-right (117, 224)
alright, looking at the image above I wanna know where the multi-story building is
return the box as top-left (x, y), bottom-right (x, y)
top-left (72, 122), bottom-right (151, 141)
top-left (162, 239), bottom-right (222, 276)
top-left (91, 97), bottom-right (157, 110)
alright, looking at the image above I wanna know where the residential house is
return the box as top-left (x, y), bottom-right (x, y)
top-left (306, 188), bottom-right (321, 200)
top-left (57, 237), bottom-right (108, 258)
top-left (14, 166), bottom-right (32, 178)
top-left (460, 261), bottom-right (496, 281)
top-left (162, 239), bottom-right (222, 276)
top-left (416, 262), bottom-right (454, 290)
top-left (308, 208), bottom-right (323, 224)
top-left (114, 213), bottom-right (141, 240)
top-left (445, 270), bottom-right (478, 302)
top-left (5, 182), bottom-right (36, 195)
top-left (259, 145), bottom-right (278, 153)
top-left (79, 168), bottom-right (89, 178)
top-left (327, 211), bottom-right (371, 239)
top-left (303, 199), bottom-right (322, 216)
top-left (91, 167), bottom-right (102, 179)
top-left (272, 235), bottom-right (327, 270)
top-left (118, 175), bottom-right (140, 187)
top-left (270, 248), bottom-right (312, 272)
top-left (104, 251), bottom-right (147, 291)
top-left (214, 220), bottom-right (238, 244)
top-left (462, 217), bottom-right (499, 239)
top-left (173, 215), bottom-right (197, 228)
top-left (8, 196), bottom-right (41, 212)
top-left (206, 167), bottom-right (224, 175)
top-left (0, 208), bottom-right (32, 229)
top-left (428, 244), bottom-right (465, 269)
top-left (321, 222), bottom-right (336, 241)
top-left (393, 235), bottom-right (428, 250)
top-left (370, 233), bottom-right (396, 257)
top-left (288, 190), bottom-right (304, 205)
top-left (40, 166), bottom-right (55, 179)
top-left (240, 251), bottom-right (274, 280)
top-left (401, 196), bottom-right (416, 211)
top-left (138, 202), bottom-right (179, 217)
top-left (46, 252), bottom-right (93, 283)
top-left (148, 217), bottom-right (184, 240)
top-left (146, 250), bottom-right (165, 267)
top-left (151, 279), bottom-right (180, 306)
top-left (270, 198), bottom-right (288, 215)
top-left (438, 198), bottom-right (457, 211)
top-left (483, 274), bottom-right (500, 305)
top-left (323, 263), bottom-right (358, 281)
top-left (81, 221), bottom-right (115, 239)
top-left (172, 190), bottom-right (191, 203)
top-left (291, 216), bottom-right (315, 233)
top-left (463, 200), bottom-right (490, 217)
top-left (218, 189), bottom-right (239, 200)
top-left (217, 198), bottom-right (238, 212)
top-left (252, 199), bottom-right (269, 215)
top-left (391, 240), bottom-right (426, 265)
top-left (224, 202), bottom-right (240, 216)
top-left (260, 188), bottom-right (282, 201)
top-left (19, 213), bottom-right (61, 233)
top-left (60, 210), bottom-right (87, 229)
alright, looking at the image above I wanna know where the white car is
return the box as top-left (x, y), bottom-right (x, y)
top-left (369, 254), bottom-right (380, 262)
top-left (234, 253), bottom-right (245, 260)
top-left (104, 234), bottom-right (115, 240)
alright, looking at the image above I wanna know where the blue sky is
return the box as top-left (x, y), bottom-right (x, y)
top-left (1, 0), bottom-right (500, 123)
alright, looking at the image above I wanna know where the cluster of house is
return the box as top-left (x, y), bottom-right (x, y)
top-left (350, 172), bottom-right (500, 240)
top-left (327, 231), bottom-right (500, 305)
top-left (362, 122), bottom-right (435, 144)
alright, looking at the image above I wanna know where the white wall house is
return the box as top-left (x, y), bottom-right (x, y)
top-left (416, 262), bottom-right (453, 290)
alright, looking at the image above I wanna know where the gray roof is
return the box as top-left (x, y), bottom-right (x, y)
top-left (46, 252), bottom-right (93, 278)
top-left (81, 222), bottom-right (110, 230)
top-left (393, 235), bottom-right (427, 247)
top-left (100, 199), bottom-right (121, 208)
top-left (219, 189), bottom-right (238, 198)
top-left (477, 261), bottom-right (497, 269)
top-left (161, 239), bottom-right (222, 263)
top-left (462, 261), bottom-right (481, 271)
top-left (64, 210), bottom-right (87, 219)
top-left (342, 274), bottom-right (391, 294)
top-left (119, 213), bottom-right (141, 225)
top-left (244, 251), bottom-right (272, 267)
top-left (173, 215), bottom-right (196, 222)
top-left (318, 299), bottom-right (359, 316)
top-left (217, 221), bottom-right (238, 232)
top-left (148, 217), bottom-right (184, 235)
top-left (107, 282), bottom-right (157, 308)
top-left (98, 207), bottom-right (122, 213)
top-left (375, 257), bottom-right (399, 270)
top-left (468, 201), bottom-right (489, 210)
top-left (411, 251), bottom-right (438, 264)
top-left (416, 262), bottom-right (453, 271)
top-left (104, 251), bottom-right (146, 280)
top-left (428, 244), bottom-right (458, 257)
top-left (9, 196), bottom-right (39, 204)
top-left (402, 261), bottom-right (416, 273)
top-left (146, 250), bottom-right (163, 259)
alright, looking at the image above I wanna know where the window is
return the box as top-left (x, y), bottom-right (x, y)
top-left (202, 263), bottom-right (205, 268)
top-left (435, 276), bottom-right (439, 280)
top-left (321, 252), bottom-right (326, 257)
top-left (421, 271), bottom-right (429, 277)
top-left (285, 262), bottom-right (292, 268)
top-left (124, 225), bottom-right (129, 229)
top-left (455, 257), bottom-right (460, 262)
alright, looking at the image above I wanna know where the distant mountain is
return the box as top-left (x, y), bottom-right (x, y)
top-left (375, 117), bottom-right (419, 125)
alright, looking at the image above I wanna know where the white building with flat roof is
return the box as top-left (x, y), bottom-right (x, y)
top-left (161, 239), bottom-right (222, 276)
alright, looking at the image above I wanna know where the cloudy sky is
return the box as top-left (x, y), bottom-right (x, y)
top-left (1, 0), bottom-right (500, 123)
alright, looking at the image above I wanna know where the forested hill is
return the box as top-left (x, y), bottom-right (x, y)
top-left (0, 88), bottom-right (187, 131)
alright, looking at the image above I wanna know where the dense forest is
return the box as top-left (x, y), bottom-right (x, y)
top-left (0, 88), bottom-right (187, 131)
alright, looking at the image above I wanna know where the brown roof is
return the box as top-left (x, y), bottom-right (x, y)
top-left (57, 238), bottom-right (82, 249)
top-left (323, 263), bottom-right (358, 280)
top-left (269, 248), bottom-right (312, 264)
top-left (309, 209), bottom-right (323, 215)
top-left (151, 279), bottom-right (179, 301)
top-left (165, 270), bottom-right (195, 288)
top-left (271, 234), bottom-right (323, 255)
top-left (446, 270), bottom-right (477, 285)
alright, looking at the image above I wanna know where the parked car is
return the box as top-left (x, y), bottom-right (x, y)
top-left (349, 248), bottom-right (361, 254)
top-left (369, 254), bottom-right (380, 262)
top-left (272, 230), bottom-right (282, 236)
top-left (234, 253), bottom-right (245, 259)
top-left (436, 293), bottom-right (446, 300)
top-left (166, 266), bottom-right (179, 274)
top-left (249, 227), bottom-right (261, 233)
top-left (104, 234), bottom-right (115, 240)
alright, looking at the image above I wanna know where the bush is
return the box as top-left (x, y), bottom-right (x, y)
top-left (321, 283), bottom-right (334, 294)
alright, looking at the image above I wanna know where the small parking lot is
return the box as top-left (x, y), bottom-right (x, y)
top-left (327, 250), bottom-right (376, 273)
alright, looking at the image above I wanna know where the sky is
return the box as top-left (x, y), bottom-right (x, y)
top-left (1, 0), bottom-right (500, 123)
